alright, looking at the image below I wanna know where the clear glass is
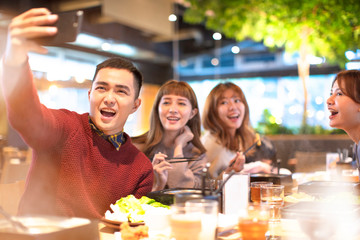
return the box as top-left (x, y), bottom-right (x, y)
top-left (185, 199), bottom-right (218, 240)
top-left (250, 181), bottom-right (273, 203)
top-left (260, 185), bottom-right (284, 219)
top-left (168, 203), bottom-right (202, 240)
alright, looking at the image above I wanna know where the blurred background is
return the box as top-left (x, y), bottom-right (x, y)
top-left (0, 0), bottom-right (358, 173)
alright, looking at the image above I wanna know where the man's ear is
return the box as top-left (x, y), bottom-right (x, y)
top-left (131, 98), bottom-right (141, 114)
top-left (189, 108), bottom-right (198, 120)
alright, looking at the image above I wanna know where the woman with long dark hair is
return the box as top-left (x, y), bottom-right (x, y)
top-left (327, 70), bottom-right (360, 165)
top-left (133, 80), bottom-right (244, 190)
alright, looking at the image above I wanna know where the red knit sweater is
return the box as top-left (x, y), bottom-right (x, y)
top-left (2, 62), bottom-right (154, 219)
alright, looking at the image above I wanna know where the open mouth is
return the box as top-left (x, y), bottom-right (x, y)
top-left (329, 110), bottom-right (338, 117)
top-left (101, 109), bottom-right (116, 117)
top-left (227, 114), bottom-right (240, 120)
top-left (167, 117), bottom-right (180, 121)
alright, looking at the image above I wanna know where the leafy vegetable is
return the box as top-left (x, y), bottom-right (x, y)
top-left (111, 195), bottom-right (169, 223)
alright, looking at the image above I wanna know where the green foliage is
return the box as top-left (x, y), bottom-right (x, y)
top-left (255, 109), bottom-right (295, 135)
top-left (183, 0), bottom-right (360, 67)
top-left (255, 109), bottom-right (346, 135)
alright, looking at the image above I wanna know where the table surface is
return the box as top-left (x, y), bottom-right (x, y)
top-left (99, 223), bottom-right (117, 240)
top-left (98, 172), bottom-right (360, 240)
top-left (98, 215), bottom-right (360, 240)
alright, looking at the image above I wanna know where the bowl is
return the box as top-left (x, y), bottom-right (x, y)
top-left (281, 201), bottom-right (360, 239)
top-left (0, 215), bottom-right (99, 240)
top-left (147, 188), bottom-right (222, 212)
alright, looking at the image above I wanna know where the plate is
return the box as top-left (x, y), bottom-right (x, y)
top-left (101, 217), bottom-right (144, 230)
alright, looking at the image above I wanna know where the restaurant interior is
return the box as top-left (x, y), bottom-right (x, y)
top-left (0, 0), bottom-right (360, 239)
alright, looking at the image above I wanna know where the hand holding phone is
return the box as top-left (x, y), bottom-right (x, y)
top-left (34, 10), bottom-right (83, 46)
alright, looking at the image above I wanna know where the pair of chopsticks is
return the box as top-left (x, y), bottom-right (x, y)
top-left (165, 156), bottom-right (200, 163)
top-left (229, 133), bottom-right (261, 168)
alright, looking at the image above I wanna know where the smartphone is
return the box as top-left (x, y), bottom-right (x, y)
top-left (34, 10), bottom-right (84, 46)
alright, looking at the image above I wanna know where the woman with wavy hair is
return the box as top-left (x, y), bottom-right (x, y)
top-left (202, 82), bottom-right (277, 179)
top-left (133, 80), bottom-right (244, 190)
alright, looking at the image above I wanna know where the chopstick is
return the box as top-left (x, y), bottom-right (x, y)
top-left (229, 134), bottom-right (261, 168)
top-left (165, 157), bottom-right (200, 163)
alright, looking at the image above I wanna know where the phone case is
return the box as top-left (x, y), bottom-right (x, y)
top-left (34, 10), bottom-right (83, 46)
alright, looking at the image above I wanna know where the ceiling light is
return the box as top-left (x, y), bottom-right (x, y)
top-left (211, 58), bottom-right (219, 66)
top-left (345, 50), bottom-right (356, 60)
top-left (101, 42), bottom-right (111, 51)
top-left (231, 46), bottom-right (240, 54)
top-left (168, 14), bottom-right (177, 22)
top-left (212, 32), bottom-right (222, 40)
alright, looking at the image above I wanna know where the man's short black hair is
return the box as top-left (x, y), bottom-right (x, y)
top-left (93, 57), bottom-right (143, 98)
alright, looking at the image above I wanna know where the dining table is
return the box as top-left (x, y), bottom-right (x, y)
top-left (97, 171), bottom-right (360, 240)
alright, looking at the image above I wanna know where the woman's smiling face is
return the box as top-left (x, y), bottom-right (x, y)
top-left (327, 80), bottom-right (360, 132)
top-left (158, 94), bottom-right (196, 133)
top-left (217, 89), bottom-right (245, 134)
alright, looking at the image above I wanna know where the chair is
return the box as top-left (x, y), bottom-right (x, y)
top-left (0, 159), bottom-right (30, 184)
top-left (294, 151), bottom-right (327, 173)
top-left (0, 147), bottom-right (30, 184)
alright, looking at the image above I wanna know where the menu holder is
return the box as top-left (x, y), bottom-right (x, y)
top-left (222, 173), bottom-right (249, 215)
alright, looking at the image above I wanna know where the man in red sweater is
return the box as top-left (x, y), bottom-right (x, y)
top-left (0, 8), bottom-right (154, 219)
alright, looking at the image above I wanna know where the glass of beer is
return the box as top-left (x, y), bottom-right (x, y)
top-left (238, 204), bottom-right (270, 240)
top-left (186, 199), bottom-right (218, 240)
top-left (169, 203), bottom-right (202, 240)
top-left (250, 181), bottom-right (273, 203)
top-left (260, 185), bottom-right (284, 220)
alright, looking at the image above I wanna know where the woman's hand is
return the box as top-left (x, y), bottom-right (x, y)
top-left (225, 152), bottom-right (245, 173)
top-left (151, 152), bottom-right (173, 191)
top-left (5, 8), bottom-right (58, 65)
top-left (174, 126), bottom-right (193, 148)
top-left (242, 161), bottom-right (272, 174)
top-left (173, 126), bottom-right (194, 157)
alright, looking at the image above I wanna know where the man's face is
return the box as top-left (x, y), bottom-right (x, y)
top-left (88, 67), bottom-right (141, 135)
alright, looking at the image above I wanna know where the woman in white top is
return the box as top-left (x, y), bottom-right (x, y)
top-left (201, 82), bottom-right (278, 179)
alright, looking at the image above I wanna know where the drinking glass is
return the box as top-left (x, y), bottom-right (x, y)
top-left (238, 203), bottom-right (270, 240)
top-left (250, 181), bottom-right (273, 203)
top-left (341, 169), bottom-right (359, 182)
top-left (185, 199), bottom-right (218, 240)
top-left (168, 203), bottom-right (202, 240)
top-left (260, 185), bottom-right (284, 220)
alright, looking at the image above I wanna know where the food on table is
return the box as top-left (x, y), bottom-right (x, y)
top-left (319, 192), bottom-right (360, 204)
top-left (284, 192), bottom-right (315, 203)
top-left (120, 221), bottom-right (149, 240)
top-left (104, 195), bottom-right (170, 223)
top-left (285, 191), bottom-right (360, 204)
